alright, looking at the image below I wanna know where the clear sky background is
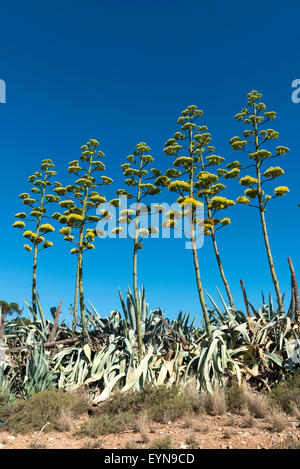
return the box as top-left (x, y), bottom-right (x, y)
top-left (0, 0), bottom-right (299, 326)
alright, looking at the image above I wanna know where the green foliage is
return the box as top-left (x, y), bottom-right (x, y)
top-left (225, 383), bottom-right (245, 412)
top-left (149, 436), bottom-right (173, 449)
top-left (0, 301), bottom-right (22, 316)
top-left (270, 373), bottom-right (300, 413)
top-left (0, 388), bottom-right (89, 434)
top-left (76, 411), bottom-right (135, 437)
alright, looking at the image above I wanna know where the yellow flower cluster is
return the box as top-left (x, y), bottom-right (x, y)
top-left (274, 186), bottom-right (290, 196)
top-left (13, 221), bottom-right (25, 229)
top-left (236, 196), bottom-right (250, 205)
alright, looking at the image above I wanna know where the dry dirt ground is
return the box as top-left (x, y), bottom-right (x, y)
top-left (0, 412), bottom-right (299, 450)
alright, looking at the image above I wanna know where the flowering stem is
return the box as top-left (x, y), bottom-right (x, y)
top-left (253, 106), bottom-right (283, 311)
top-left (32, 185), bottom-right (46, 317)
top-left (200, 157), bottom-right (235, 310)
top-left (133, 156), bottom-right (143, 360)
top-left (76, 158), bottom-right (93, 342)
top-left (72, 261), bottom-right (80, 331)
top-left (188, 130), bottom-right (212, 338)
top-left (210, 227), bottom-right (235, 310)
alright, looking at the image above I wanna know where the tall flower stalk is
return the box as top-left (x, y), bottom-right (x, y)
top-left (13, 160), bottom-right (58, 316)
top-left (117, 142), bottom-right (161, 356)
top-left (230, 90), bottom-right (290, 311)
top-left (162, 106), bottom-right (235, 337)
top-left (52, 139), bottom-right (112, 339)
top-left (197, 156), bottom-right (237, 310)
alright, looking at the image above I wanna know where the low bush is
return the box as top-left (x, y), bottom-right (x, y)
top-left (149, 436), bottom-right (172, 449)
top-left (0, 388), bottom-right (89, 434)
top-left (225, 383), bottom-right (245, 413)
top-left (76, 411), bottom-right (136, 438)
top-left (270, 374), bottom-right (300, 413)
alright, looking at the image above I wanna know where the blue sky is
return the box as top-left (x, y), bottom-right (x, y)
top-left (0, 0), bottom-right (299, 325)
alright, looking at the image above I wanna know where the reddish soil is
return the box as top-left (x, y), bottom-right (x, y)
top-left (0, 412), bottom-right (299, 449)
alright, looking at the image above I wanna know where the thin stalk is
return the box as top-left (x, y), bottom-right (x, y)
top-left (253, 106), bottom-right (283, 311)
top-left (199, 154), bottom-right (235, 310)
top-left (210, 228), bottom-right (235, 310)
top-left (133, 156), bottom-right (143, 358)
top-left (72, 262), bottom-right (80, 331)
top-left (76, 157), bottom-right (93, 342)
top-left (188, 129), bottom-right (212, 338)
top-left (32, 185), bottom-right (46, 316)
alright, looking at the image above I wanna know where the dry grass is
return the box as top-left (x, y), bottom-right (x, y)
top-left (136, 411), bottom-right (151, 443)
top-left (225, 383), bottom-right (245, 413)
top-left (244, 388), bottom-right (269, 418)
top-left (241, 409), bottom-right (255, 428)
top-left (270, 374), bottom-right (300, 413)
top-left (223, 429), bottom-right (232, 440)
top-left (207, 388), bottom-right (227, 416)
top-left (275, 436), bottom-right (300, 449)
top-left (185, 433), bottom-right (198, 448)
top-left (193, 422), bottom-right (210, 433)
top-left (28, 440), bottom-right (47, 449)
top-left (267, 408), bottom-right (287, 432)
top-left (76, 411), bottom-right (136, 438)
top-left (81, 439), bottom-right (102, 449)
top-left (55, 409), bottom-right (73, 432)
top-left (182, 380), bottom-right (206, 414)
top-left (181, 414), bottom-right (193, 429)
top-left (291, 402), bottom-right (300, 421)
top-left (149, 436), bottom-right (172, 449)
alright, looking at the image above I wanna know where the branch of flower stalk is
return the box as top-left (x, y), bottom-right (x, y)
top-left (49, 299), bottom-right (62, 342)
top-left (0, 305), bottom-right (6, 340)
top-left (240, 279), bottom-right (252, 318)
top-left (288, 257), bottom-right (300, 322)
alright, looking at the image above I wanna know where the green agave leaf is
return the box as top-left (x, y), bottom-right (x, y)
top-left (121, 346), bottom-right (154, 393)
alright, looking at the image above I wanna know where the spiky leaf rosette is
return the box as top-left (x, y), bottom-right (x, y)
top-left (13, 159), bottom-right (58, 253)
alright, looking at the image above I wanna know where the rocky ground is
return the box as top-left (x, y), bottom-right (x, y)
top-left (0, 412), bottom-right (299, 450)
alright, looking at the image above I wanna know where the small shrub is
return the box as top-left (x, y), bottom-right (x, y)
top-left (97, 390), bottom-right (145, 416)
top-left (28, 440), bottom-right (47, 449)
top-left (97, 385), bottom-right (192, 424)
top-left (76, 411), bottom-right (135, 438)
top-left (291, 402), bottom-right (300, 421)
top-left (223, 429), bottom-right (232, 440)
top-left (149, 436), bottom-right (172, 449)
top-left (271, 374), bottom-right (300, 413)
top-left (275, 436), bottom-right (300, 449)
top-left (241, 409), bottom-right (255, 428)
top-left (136, 412), bottom-right (151, 443)
top-left (185, 433), bottom-right (198, 448)
top-left (0, 393), bottom-right (15, 422)
top-left (55, 409), bottom-right (73, 432)
top-left (125, 441), bottom-right (143, 449)
top-left (0, 388), bottom-right (89, 435)
top-left (244, 389), bottom-right (269, 418)
top-left (225, 384), bottom-right (245, 413)
top-left (268, 409), bottom-right (287, 432)
top-left (182, 380), bottom-right (206, 413)
top-left (226, 416), bottom-right (235, 426)
top-left (81, 439), bottom-right (102, 449)
top-left (145, 387), bottom-right (192, 423)
top-left (206, 388), bottom-right (227, 416)
top-left (181, 415), bottom-right (193, 429)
